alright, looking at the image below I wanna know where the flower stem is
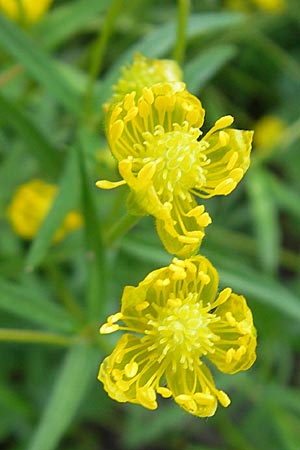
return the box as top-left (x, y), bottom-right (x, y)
top-left (106, 213), bottom-right (139, 247)
top-left (173, 0), bottom-right (190, 64)
top-left (0, 328), bottom-right (74, 347)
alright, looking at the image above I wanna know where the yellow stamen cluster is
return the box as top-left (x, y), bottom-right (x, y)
top-left (97, 54), bottom-right (253, 257)
top-left (98, 256), bottom-right (257, 417)
top-left (7, 179), bottom-right (82, 242)
top-left (97, 54), bottom-right (257, 418)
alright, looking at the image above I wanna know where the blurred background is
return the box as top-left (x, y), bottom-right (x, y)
top-left (0, 0), bottom-right (300, 449)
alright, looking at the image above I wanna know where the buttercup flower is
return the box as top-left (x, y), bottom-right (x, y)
top-left (254, 114), bottom-right (285, 151)
top-left (98, 256), bottom-right (257, 418)
top-left (7, 179), bottom-right (82, 241)
top-left (224, 0), bottom-right (285, 13)
top-left (252, 0), bottom-right (285, 13)
top-left (97, 81), bottom-right (253, 257)
top-left (0, 0), bottom-right (52, 24)
top-left (106, 53), bottom-right (183, 109)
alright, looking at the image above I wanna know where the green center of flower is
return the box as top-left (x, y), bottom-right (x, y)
top-left (145, 295), bottom-right (219, 369)
top-left (142, 124), bottom-right (208, 197)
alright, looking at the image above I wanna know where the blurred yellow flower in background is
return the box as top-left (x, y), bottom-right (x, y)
top-left (98, 81), bottom-right (253, 257)
top-left (7, 179), bottom-right (82, 242)
top-left (224, 0), bottom-right (285, 13)
top-left (0, 0), bottom-right (52, 24)
top-left (99, 255), bottom-right (257, 417)
top-left (254, 114), bottom-right (285, 152)
top-left (252, 0), bottom-right (286, 13)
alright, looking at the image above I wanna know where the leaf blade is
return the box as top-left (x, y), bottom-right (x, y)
top-left (27, 344), bottom-right (99, 450)
top-left (0, 14), bottom-right (81, 114)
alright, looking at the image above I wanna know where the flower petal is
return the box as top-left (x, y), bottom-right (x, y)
top-left (165, 361), bottom-right (229, 417)
top-left (209, 293), bottom-right (257, 374)
top-left (156, 196), bottom-right (211, 258)
top-left (197, 128), bottom-right (253, 197)
top-left (98, 334), bottom-right (161, 409)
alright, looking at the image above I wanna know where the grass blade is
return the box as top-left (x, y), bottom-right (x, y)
top-left (38, 0), bottom-right (111, 50)
top-left (184, 44), bottom-right (237, 93)
top-left (77, 136), bottom-right (106, 321)
top-left (0, 278), bottom-right (77, 333)
top-left (0, 14), bottom-right (81, 114)
top-left (27, 343), bottom-right (99, 450)
top-left (0, 92), bottom-right (61, 175)
top-left (25, 147), bottom-right (81, 271)
top-left (246, 167), bottom-right (280, 274)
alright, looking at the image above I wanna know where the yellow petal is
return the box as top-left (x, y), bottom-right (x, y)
top-left (198, 128), bottom-right (253, 198)
top-left (96, 179), bottom-right (126, 190)
top-left (209, 293), bottom-right (257, 374)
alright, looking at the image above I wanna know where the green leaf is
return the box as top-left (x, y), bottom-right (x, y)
top-left (0, 278), bottom-right (76, 332)
top-left (77, 134), bottom-right (106, 320)
top-left (267, 171), bottom-right (300, 219)
top-left (265, 384), bottom-right (300, 415)
top-left (246, 167), bottom-right (280, 274)
top-left (124, 404), bottom-right (186, 449)
top-left (27, 343), bottom-right (99, 450)
top-left (0, 92), bottom-right (61, 175)
top-left (0, 382), bottom-right (31, 418)
top-left (184, 45), bottom-right (237, 93)
top-left (0, 14), bottom-right (81, 114)
top-left (25, 147), bottom-right (81, 271)
top-left (38, 0), bottom-right (111, 50)
top-left (271, 407), bottom-right (300, 450)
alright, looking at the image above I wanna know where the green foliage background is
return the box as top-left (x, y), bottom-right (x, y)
top-left (0, 0), bottom-right (300, 449)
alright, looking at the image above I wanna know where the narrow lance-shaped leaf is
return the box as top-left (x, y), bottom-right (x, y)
top-left (0, 14), bottom-right (81, 114)
top-left (246, 167), bottom-right (280, 274)
top-left (25, 147), bottom-right (81, 271)
top-left (27, 344), bottom-right (99, 450)
top-left (38, 0), bottom-right (111, 50)
top-left (77, 132), bottom-right (106, 320)
top-left (0, 278), bottom-right (77, 333)
top-left (184, 45), bottom-right (237, 93)
top-left (0, 92), bottom-right (61, 176)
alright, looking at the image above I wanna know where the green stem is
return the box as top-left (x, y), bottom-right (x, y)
top-left (173, 0), bottom-right (190, 64)
top-left (106, 213), bottom-right (140, 247)
top-left (0, 328), bottom-right (73, 347)
top-left (83, 0), bottom-right (122, 120)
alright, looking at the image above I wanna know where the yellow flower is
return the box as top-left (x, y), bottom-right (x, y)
top-left (107, 53), bottom-right (183, 108)
top-left (98, 256), bottom-right (257, 418)
top-left (224, 0), bottom-right (251, 12)
top-left (252, 0), bottom-right (286, 13)
top-left (97, 82), bottom-right (253, 257)
top-left (254, 115), bottom-right (285, 151)
top-left (224, 0), bottom-right (285, 13)
top-left (7, 179), bottom-right (82, 241)
top-left (0, 0), bottom-right (52, 24)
